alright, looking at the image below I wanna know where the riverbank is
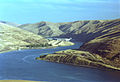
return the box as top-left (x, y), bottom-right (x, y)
top-left (0, 41), bottom-right (74, 54)
top-left (37, 49), bottom-right (120, 71)
top-left (0, 49), bottom-right (16, 54)
top-left (0, 46), bottom-right (54, 54)
top-left (0, 80), bottom-right (44, 82)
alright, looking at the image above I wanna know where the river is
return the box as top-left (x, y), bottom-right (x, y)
top-left (0, 42), bottom-right (120, 82)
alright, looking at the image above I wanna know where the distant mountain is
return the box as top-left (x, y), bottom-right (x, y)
top-left (0, 21), bottom-right (21, 27)
top-left (36, 19), bottom-right (120, 70)
top-left (19, 19), bottom-right (118, 42)
top-left (19, 21), bottom-right (63, 37)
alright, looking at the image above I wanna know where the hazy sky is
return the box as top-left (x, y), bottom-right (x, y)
top-left (0, 0), bottom-right (120, 24)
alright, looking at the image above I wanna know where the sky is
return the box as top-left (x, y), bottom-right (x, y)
top-left (0, 0), bottom-right (120, 24)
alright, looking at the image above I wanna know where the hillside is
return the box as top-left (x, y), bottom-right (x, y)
top-left (36, 19), bottom-right (120, 70)
top-left (79, 19), bottom-right (120, 68)
top-left (19, 21), bottom-right (63, 37)
top-left (0, 22), bottom-right (48, 52)
top-left (0, 23), bottom-right (73, 53)
top-left (18, 19), bottom-right (119, 42)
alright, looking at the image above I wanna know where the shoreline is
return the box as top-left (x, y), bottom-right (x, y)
top-left (0, 49), bottom-right (16, 54)
top-left (37, 49), bottom-right (120, 71)
top-left (0, 46), bottom-right (56, 54)
top-left (39, 58), bottom-right (120, 71)
top-left (0, 42), bottom-right (75, 54)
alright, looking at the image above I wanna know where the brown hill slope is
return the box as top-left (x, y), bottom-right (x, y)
top-left (19, 22), bottom-right (63, 37)
top-left (80, 19), bottom-right (120, 67)
top-left (19, 19), bottom-right (120, 42)
top-left (37, 19), bottom-right (120, 70)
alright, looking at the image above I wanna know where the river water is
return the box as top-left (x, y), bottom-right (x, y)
top-left (0, 42), bottom-right (120, 82)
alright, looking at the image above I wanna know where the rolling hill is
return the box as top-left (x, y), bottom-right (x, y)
top-left (18, 19), bottom-right (118, 42)
top-left (0, 22), bottom-right (48, 52)
top-left (1, 18), bottom-right (120, 70)
top-left (36, 19), bottom-right (120, 70)
top-left (0, 22), bottom-right (73, 53)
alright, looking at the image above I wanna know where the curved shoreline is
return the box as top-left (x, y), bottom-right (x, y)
top-left (0, 42), bottom-right (74, 54)
top-left (38, 56), bottom-right (120, 71)
top-left (37, 50), bottom-right (120, 71)
top-left (0, 49), bottom-right (16, 54)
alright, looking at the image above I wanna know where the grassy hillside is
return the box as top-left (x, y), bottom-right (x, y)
top-left (18, 19), bottom-right (120, 42)
top-left (0, 22), bottom-right (74, 53)
top-left (19, 21), bottom-right (63, 37)
top-left (0, 22), bottom-right (48, 52)
top-left (36, 19), bottom-right (120, 70)
top-left (80, 19), bottom-right (120, 68)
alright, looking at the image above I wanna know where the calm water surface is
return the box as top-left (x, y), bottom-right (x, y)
top-left (0, 42), bottom-right (120, 82)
